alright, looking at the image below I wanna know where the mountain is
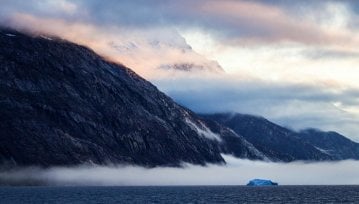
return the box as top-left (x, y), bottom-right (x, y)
top-left (2, 28), bottom-right (356, 168)
top-left (159, 62), bottom-right (223, 73)
top-left (199, 118), bottom-right (268, 160)
top-left (298, 129), bottom-right (359, 160)
top-left (201, 113), bottom-right (359, 161)
top-left (0, 28), bottom-right (265, 167)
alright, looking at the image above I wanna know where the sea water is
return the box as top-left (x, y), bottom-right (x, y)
top-left (1, 186), bottom-right (359, 203)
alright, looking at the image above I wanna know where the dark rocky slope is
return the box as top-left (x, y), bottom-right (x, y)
top-left (201, 113), bottom-right (359, 161)
top-left (298, 129), bottom-right (359, 160)
top-left (0, 28), bottom-right (220, 167)
top-left (0, 28), bottom-right (267, 167)
top-left (199, 118), bottom-right (268, 160)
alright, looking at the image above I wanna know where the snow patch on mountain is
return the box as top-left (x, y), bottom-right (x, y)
top-left (226, 128), bottom-right (270, 161)
top-left (314, 146), bottom-right (333, 155)
top-left (185, 118), bottom-right (222, 141)
top-left (5, 33), bottom-right (16, 37)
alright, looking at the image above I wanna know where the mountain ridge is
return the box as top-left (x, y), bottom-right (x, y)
top-left (0, 28), bottom-right (264, 167)
top-left (201, 113), bottom-right (359, 161)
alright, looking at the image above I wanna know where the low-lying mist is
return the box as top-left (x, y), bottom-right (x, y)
top-left (1, 155), bottom-right (359, 186)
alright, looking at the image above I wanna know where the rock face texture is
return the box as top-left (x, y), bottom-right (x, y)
top-left (202, 113), bottom-right (359, 161)
top-left (0, 28), bottom-right (231, 167)
top-left (298, 129), bottom-right (359, 160)
top-left (199, 118), bottom-right (267, 160)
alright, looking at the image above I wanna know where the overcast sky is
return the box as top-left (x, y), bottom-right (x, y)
top-left (1, 0), bottom-right (359, 141)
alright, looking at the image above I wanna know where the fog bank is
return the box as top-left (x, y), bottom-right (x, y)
top-left (1, 155), bottom-right (359, 186)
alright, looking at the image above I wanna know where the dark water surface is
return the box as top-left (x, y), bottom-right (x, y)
top-left (1, 186), bottom-right (359, 203)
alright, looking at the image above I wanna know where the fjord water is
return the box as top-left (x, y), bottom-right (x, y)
top-left (1, 186), bottom-right (358, 203)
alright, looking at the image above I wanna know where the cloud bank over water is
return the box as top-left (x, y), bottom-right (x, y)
top-left (1, 155), bottom-right (359, 186)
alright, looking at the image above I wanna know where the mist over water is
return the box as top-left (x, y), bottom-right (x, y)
top-left (1, 155), bottom-right (359, 186)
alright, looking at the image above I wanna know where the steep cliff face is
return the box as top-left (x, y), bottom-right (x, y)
top-left (0, 28), bottom-right (230, 167)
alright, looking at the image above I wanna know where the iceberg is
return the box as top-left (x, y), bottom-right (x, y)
top-left (246, 179), bottom-right (278, 186)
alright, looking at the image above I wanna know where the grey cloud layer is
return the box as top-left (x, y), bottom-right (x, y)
top-left (155, 77), bottom-right (359, 111)
top-left (75, 0), bottom-right (357, 44)
top-left (154, 76), bottom-right (359, 141)
top-left (2, 0), bottom-right (357, 45)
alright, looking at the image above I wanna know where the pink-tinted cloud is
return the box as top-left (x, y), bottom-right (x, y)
top-left (4, 13), bottom-right (223, 78)
top-left (193, 0), bottom-right (354, 46)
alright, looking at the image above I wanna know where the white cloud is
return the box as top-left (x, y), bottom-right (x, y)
top-left (1, 155), bottom-right (359, 185)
